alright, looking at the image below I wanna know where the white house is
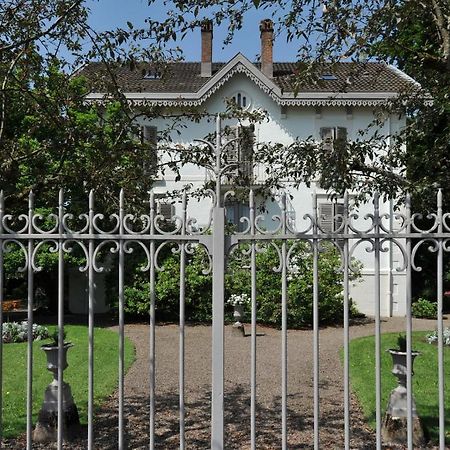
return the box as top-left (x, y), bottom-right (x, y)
top-left (81, 19), bottom-right (417, 317)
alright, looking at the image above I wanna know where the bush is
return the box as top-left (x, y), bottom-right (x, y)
top-left (226, 241), bottom-right (362, 328)
top-left (2, 321), bottom-right (49, 344)
top-left (412, 298), bottom-right (437, 319)
top-left (124, 240), bottom-right (363, 328)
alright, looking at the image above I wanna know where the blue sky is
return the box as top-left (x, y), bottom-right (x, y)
top-left (86, 0), bottom-right (300, 62)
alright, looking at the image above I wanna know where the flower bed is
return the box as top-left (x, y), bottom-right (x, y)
top-left (2, 321), bottom-right (49, 344)
top-left (427, 327), bottom-right (450, 346)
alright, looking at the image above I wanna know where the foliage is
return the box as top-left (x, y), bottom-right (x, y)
top-left (47, 328), bottom-right (67, 346)
top-left (395, 334), bottom-right (407, 352)
top-left (2, 321), bottom-right (48, 344)
top-left (226, 241), bottom-right (362, 327)
top-left (412, 298), bottom-right (438, 319)
top-left (124, 241), bottom-right (362, 328)
top-left (427, 328), bottom-right (450, 347)
top-left (2, 324), bottom-right (135, 438)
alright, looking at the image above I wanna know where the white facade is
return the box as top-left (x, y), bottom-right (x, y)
top-left (124, 64), bottom-right (407, 318)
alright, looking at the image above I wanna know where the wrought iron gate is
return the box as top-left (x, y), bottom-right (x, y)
top-left (0, 116), bottom-right (448, 449)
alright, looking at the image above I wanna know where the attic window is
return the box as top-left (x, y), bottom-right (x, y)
top-left (321, 73), bottom-right (337, 80)
top-left (232, 91), bottom-right (250, 109)
top-left (143, 69), bottom-right (161, 80)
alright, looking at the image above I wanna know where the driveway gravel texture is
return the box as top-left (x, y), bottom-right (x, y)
top-left (5, 317), bottom-right (447, 449)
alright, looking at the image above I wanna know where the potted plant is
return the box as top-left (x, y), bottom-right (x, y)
top-left (382, 334), bottom-right (424, 446)
top-left (41, 329), bottom-right (72, 374)
top-left (227, 293), bottom-right (250, 328)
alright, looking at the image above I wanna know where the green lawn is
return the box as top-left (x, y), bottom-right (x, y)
top-left (2, 325), bottom-right (135, 438)
top-left (348, 332), bottom-right (450, 445)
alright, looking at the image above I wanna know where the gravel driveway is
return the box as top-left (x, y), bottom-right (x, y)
top-left (5, 317), bottom-right (442, 449)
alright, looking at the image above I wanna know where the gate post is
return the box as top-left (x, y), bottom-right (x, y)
top-left (211, 115), bottom-right (225, 449)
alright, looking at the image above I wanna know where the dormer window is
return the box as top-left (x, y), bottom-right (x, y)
top-left (143, 69), bottom-right (161, 80)
top-left (232, 91), bottom-right (250, 109)
top-left (321, 73), bottom-right (337, 80)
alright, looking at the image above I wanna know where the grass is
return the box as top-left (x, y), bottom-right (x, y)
top-left (2, 325), bottom-right (135, 438)
top-left (347, 331), bottom-right (450, 445)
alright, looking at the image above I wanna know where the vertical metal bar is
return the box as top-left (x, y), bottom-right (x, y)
top-left (436, 189), bottom-right (445, 449)
top-left (374, 192), bottom-right (382, 450)
top-left (405, 194), bottom-right (413, 450)
top-left (0, 191), bottom-right (4, 449)
top-left (250, 190), bottom-right (257, 450)
top-left (343, 192), bottom-right (350, 450)
top-left (57, 189), bottom-right (65, 449)
top-left (312, 191), bottom-right (320, 450)
top-left (118, 189), bottom-right (125, 450)
top-left (211, 114), bottom-right (224, 450)
top-left (149, 192), bottom-right (156, 450)
top-left (88, 190), bottom-right (95, 450)
top-left (26, 191), bottom-right (34, 450)
top-left (281, 194), bottom-right (288, 450)
top-left (179, 193), bottom-right (187, 450)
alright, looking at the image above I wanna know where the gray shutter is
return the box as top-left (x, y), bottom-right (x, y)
top-left (224, 126), bottom-right (239, 162)
top-left (159, 202), bottom-right (174, 220)
top-left (238, 126), bottom-right (254, 180)
top-left (320, 127), bottom-right (334, 152)
top-left (336, 127), bottom-right (347, 141)
top-left (319, 203), bottom-right (334, 233)
top-left (142, 125), bottom-right (158, 175)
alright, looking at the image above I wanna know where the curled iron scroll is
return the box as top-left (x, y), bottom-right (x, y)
top-left (411, 238), bottom-right (439, 272)
top-left (92, 240), bottom-right (119, 273)
top-left (62, 240), bottom-right (90, 272)
top-left (2, 214), bottom-right (29, 234)
top-left (62, 213), bottom-right (90, 234)
top-left (2, 239), bottom-right (28, 272)
top-left (31, 240), bottom-right (59, 272)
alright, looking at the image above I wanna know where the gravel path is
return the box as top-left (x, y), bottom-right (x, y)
top-left (5, 317), bottom-right (444, 449)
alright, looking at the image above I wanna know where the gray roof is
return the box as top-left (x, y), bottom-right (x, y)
top-left (78, 60), bottom-right (414, 95)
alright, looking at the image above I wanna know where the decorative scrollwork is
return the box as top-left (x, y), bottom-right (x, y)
top-left (123, 241), bottom-right (151, 271)
top-left (2, 239), bottom-right (28, 272)
top-left (410, 213), bottom-right (438, 233)
top-left (380, 238), bottom-right (408, 272)
top-left (411, 239), bottom-right (439, 272)
top-left (62, 213), bottom-right (90, 234)
top-left (92, 213), bottom-right (120, 234)
top-left (92, 240), bottom-right (119, 273)
top-left (32, 213), bottom-right (59, 234)
top-left (2, 214), bottom-right (29, 234)
top-left (31, 240), bottom-right (59, 272)
top-left (123, 214), bottom-right (151, 235)
top-left (61, 240), bottom-right (89, 272)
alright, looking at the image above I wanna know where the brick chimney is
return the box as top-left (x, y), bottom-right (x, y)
top-left (260, 19), bottom-right (274, 78)
top-left (201, 19), bottom-right (213, 77)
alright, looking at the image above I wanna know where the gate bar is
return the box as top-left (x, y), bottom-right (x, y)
top-left (26, 192), bottom-right (34, 450)
top-left (118, 190), bottom-right (125, 450)
top-left (312, 192), bottom-right (320, 450)
top-left (0, 191), bottom-right (4, 449)
top-left (281, 194), bottom-right (288, 450)
top-left (88, 191), bottom-right (95, 450)
top-left (149, 192), bottom-right (156, 449)
top-left (57, 189), bottom-right (64, 450)
top-left (343, 192), bottom-right (350, 450)
top-left (250, 190), bottom-right (257, 450)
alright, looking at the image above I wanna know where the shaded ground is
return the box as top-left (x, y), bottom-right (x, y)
top-left (5, 317), bottom-right (446, 449)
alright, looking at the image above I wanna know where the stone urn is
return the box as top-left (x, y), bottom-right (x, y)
top-left (33, 343), bottom-right (80, 442)
top-left (382, 349), bottom-right (425, 446)
top-left (233, 304), bottom-right (244, 327)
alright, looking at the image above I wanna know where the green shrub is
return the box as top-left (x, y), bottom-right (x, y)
top-left (226, 241), bottom-right (362, 328)
top-left (124, 240), bottom-right (363, 328)
top-left (412, 298), bottom-right (437, 319)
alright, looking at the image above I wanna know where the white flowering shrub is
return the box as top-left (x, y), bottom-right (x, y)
top-left (227, 293), bottom-right (251, 307)
top-left (2, 321), bottom-right (49, 344)
top-left (426, 327), bottom-right (450, 346)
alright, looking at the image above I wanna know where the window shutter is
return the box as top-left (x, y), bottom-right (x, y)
top-left (159, 202), bottom-right (174, 220)
top-left (142, 125), bottom-right (158, 175)
top-left (319, 203), bottom-right (334, 232)
top-left (223, 126), bottom-right (239, 163)
top-left (336, 127), bottom-right (347, 141)
top-left (320, 127), bottom-right (333, 152)
top-left (238, 125), bottom-right (254, 180)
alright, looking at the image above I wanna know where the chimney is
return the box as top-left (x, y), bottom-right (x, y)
top-left (201, 19), bottom-right (213, 77)
top-left (260, 19), bottom-right (274, 78)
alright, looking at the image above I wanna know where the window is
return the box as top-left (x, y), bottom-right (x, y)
top-left (223, 125), bottom-right (255, 182)
top-left (143, 69), bottom-right (161, 79)
top-left (154, 194), bottom-right (175, 221)
top-left (320, 127), bottom-right (347, 153)
top-left (141, 125), bottom-right (158, 176)
top-left (319, 202), bottom-right (344, 233)
top-left (232, 92), bottom-right (250, 109)
top-left (321, 73), bottom-right (337, 80)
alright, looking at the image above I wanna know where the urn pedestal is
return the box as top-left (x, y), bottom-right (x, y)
top-left (381, 349), bottom-right (425, 446)
top-left (33, 343), bottom-right (80, 443)
top-left (232, 304), bottom-right (245, 336)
